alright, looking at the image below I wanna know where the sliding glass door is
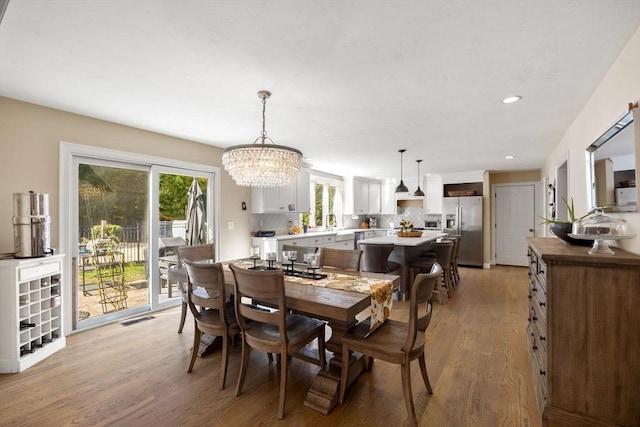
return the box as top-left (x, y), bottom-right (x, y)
top-left (61, 143), bottom-right (219, 332)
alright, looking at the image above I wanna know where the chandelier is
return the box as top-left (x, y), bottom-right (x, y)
top-left (222, 90), bottom-right (303, 187)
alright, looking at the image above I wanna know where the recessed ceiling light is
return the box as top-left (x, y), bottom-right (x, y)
top-left (502, 96), bottom-right (522, 104)
top-left (505, 155), bottom-right (515, 159)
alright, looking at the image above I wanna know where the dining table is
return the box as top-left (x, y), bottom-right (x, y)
top-left (357, 230), bottom-right (448, 300)
top-left (168, 258), bottom-right (400, 414)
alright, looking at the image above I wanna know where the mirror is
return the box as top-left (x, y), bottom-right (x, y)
top-left (587, 108), bottom-right (638, 212)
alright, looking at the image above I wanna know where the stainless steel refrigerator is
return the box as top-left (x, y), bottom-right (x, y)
top-left (442, 196), bottom-right (483, 267)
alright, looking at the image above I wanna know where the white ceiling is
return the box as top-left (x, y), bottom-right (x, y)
top-left (1, 1), bottom-right (639, 182)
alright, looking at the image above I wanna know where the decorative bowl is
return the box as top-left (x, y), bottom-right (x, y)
top-left (550, 222), bottom-right (593, 246)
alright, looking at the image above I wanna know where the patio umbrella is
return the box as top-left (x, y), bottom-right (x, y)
top-left (185, 178), bottom-right (206, 245)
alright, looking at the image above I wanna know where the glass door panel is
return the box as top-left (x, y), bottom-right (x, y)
top-left (76, 160), bottom-right (150, 328)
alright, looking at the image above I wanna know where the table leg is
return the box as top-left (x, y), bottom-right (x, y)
top-left (304, 318), bottom-right (366, 414)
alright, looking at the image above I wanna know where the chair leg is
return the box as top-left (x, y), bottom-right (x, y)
top-left (235, 339), bottom-right (250, 397)
top-left (401, 362), bottom-right (418, 427)
top-left (418, 353), bottom-right (433, 394)
top-left (177, 301), bottom-right (187, 333)
top-left (219, 334), bottom-right (228, 390)
top-left (277, 351), bottom-right (288, 419)
top-left (188, 328), bottom-right (201, 373)
top-left (318, 328), bottom-right (326, 367)
top-left (366, 356), bottom-right (374, 371)
top-left (267, 353), bottom-right (274, 363)
top-left (339, 345), bottom-right (352, 404)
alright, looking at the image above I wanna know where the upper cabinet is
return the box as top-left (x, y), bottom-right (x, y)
top-left (380, 182), bottom-right (397, 214)
top-left (368, 181), bottom-right (381, 214)
top-left (425, 174), bottom-right (443, 214)
top-left (251, 169), bottom-right (311, 213)
top-left (352, 178), bottom-right (370, 214)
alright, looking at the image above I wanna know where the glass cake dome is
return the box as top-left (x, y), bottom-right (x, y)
top-left (570, 209), bottom-right (633, 255)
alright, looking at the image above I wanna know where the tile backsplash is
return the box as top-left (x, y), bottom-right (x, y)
top-left (251, 208), bottom-right (442, 235)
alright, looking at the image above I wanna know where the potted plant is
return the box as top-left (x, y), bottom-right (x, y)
top-left (540, 197), bottom-right (593, 246)
top-left (301, 213), bottom-right (310, 233)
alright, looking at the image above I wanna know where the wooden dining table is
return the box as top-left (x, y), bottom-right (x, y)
top-left (168, 259), bottom-right (400, 414)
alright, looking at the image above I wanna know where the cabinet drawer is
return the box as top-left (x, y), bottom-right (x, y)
top-left (307, 235), bottom-right (333, 247)
top-left (18, 260), bottom-right (62, 282)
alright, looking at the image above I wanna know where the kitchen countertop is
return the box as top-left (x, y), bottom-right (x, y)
top-left (252, 228), bottom-right (392, 240)
top-left (358, 231), bottom-right (448, 247)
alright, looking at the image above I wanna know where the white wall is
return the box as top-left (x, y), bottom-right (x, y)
top-left (541, 26), bottom-right (640, 254)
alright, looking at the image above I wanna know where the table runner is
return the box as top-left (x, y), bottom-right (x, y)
top-left (224, 260), bottom-right (392, 336)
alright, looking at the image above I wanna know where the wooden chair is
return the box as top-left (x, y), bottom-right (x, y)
top-left (358, 243), bottom-right (400, 273)
top-left (229, 264), bottom-right (326, 420)
top-left (339, 263), bottom-right (442, 427)
top-left (319, 247), bottom-right (362, 271)
top-left (281, 244), bottom-right (318, 260)
top-left (410, 241), bottom-right (453, 304)
top-left (176, 244), bottom-right (215, 333)
top-left (448, 235), bottom-right (462, 285)
top-left (183, 259), bottom-right (239, 390)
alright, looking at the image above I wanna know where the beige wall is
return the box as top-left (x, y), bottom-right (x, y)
top-left (541, 26), bottom-right (640, 254)
top-left (0, 97), bottom-right (252, 261)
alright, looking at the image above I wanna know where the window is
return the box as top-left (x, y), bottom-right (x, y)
top-left (310, 176), bottom-right (343, 229)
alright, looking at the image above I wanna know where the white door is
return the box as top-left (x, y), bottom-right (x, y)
top-left (495, 184), bottom-right (535, 266)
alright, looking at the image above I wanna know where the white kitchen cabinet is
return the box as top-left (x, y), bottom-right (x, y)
top-left (251, 169), bottom-right (310, 213)
top-left (0, 254), bottom-right (66, 373)
top-left (368, 182), bottom-right (381, 214)
top-left (353, 178), bottom-right (369, 215)
top-left (380, 182), bottom-right (397, 214)
top-left (425, 175), bottom-right (443, 214)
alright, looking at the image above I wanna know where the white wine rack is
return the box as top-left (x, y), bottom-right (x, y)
top-left (0, 254), bottom-right (66, 373)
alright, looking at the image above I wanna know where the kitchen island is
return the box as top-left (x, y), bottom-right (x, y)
top-left (358, 231), bottom-right (448, 300)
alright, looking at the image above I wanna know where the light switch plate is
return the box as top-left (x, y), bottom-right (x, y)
top-left (227, 221), bottom-right (234, 230)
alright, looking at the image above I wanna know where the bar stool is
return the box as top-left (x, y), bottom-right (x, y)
top-left (409, 240), bottom-right (453, 304)
top-left (358, 243), bottom-right (400, 273)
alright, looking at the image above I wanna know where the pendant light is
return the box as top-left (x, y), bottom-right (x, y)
top-left (222, 90), bottom-right (303, 187)
top-left (395, 149), bottom-right (409, 193)
top-left (413, 159), bottom-right (425, 196)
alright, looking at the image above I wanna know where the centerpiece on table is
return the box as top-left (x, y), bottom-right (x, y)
top-left (397, 219), bottom-right (422, 237)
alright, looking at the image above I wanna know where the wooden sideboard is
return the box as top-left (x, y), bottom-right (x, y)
top-left (527, 238), bottom-right (640, 426)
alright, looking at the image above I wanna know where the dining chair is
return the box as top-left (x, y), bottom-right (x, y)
top-left (176, 244), bottom-right (215, 333)
top-left (339, 263), bottom-right (442, 427)
top-left (358, 243), bottom-right (400, 273)
top-left (229, 264), bottom-right (326, 420)
top-left (183, 259), bottom-right (240, 390)
top-left (319, 247), bottom-right (362, 271)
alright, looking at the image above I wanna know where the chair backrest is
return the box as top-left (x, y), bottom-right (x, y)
top-left (281, 244), bottom-right (319, 260)
top-left (449, 235), bottom-right (461, 260)
top-left (183, 259), bottom-right (227, 318)
top-left (359, 243), bottom-right (395, 273)
top-left (430, 241), bottom-right (454, 268)
top-left (177, 244), bottom-right (215, 267)
top-left (404, 262), bottom-right (442, 353)
top-left (229, 264), bottom-right (288, 343)
top-left (320, 247), bottom-right (362, 271)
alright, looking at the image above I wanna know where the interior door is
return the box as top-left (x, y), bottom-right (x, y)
top-left (495, 184), bottom-right (535, 266)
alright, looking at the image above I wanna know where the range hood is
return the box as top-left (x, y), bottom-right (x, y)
top-left (396, 197), bottom-right (424, 208)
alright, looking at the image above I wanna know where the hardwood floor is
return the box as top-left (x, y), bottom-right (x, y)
top-left (0, 265), bottom-right (541, 427)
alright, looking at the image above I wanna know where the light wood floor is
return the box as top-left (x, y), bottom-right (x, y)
top-left (0, 265), bottom-right (541, 427)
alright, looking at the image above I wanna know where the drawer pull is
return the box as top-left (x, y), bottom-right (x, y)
top-left (532, 287), bottom-right (537, 293)
top-left (532, 344), bottom-right (538, 350)
top-left (540, 336), bottom-right (546, 341)
top-left (539, 302), bottom-right (546, 307)
top-left (540, 370), bottom-right (546, 376)
top-left (532, 316), bottom-right (537, 321)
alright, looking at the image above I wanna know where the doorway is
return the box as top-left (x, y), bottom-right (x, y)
top-left (60, 142), bottom-right (219, 333)
top-left (493, 183), bottom-right (536, 266)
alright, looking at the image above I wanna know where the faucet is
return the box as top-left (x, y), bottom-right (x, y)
top-left (326, 213), bottom-right (336, 231)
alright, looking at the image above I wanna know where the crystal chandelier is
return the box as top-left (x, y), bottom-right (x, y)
top-left (222, 90), bottom-right (303, 187)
